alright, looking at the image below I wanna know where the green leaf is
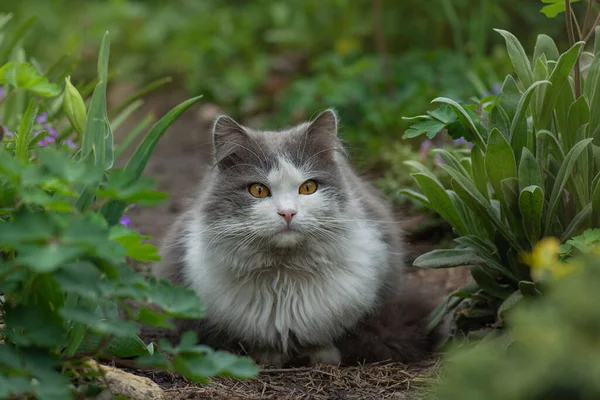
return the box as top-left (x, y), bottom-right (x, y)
top-left (497, 290), bottom-right (523, 324)
top-left (109, 225), bottom-right (160, 262)
top-left (80, 32), bottom-right (113, 170)
top-left (518, 148), bottom-right (542, 191)
top-left (146, 279), bottom-right (206, 319)
top-left (567, 95), bottom-right (590, 152)
top-left (545, 138), bottom-right (593, 235)
top-left (101, 95), bottom-right (203, 225)
top-left (0, 209), bottom-right (56, 246)
top-left (0, 16), bottom-right (37, 62)
top-left (397, 189), bottom-right (430, 207)
top-left (485, 128), bottom-right (518, 206)
top-left (442, 164), bottom-right (524, 252)
top-left (431, 97), bottom-right (486, 149)
top-left (0, 62), bottom-right (61, 97)
top-left (494, 29), bottom-right (533, 89)
top-left (76, 333), bottom-right (149, 358)
top-left (510, 80), bottom-right (550, 141)
top-left (518, 280), bottom-right (541, 296)
top-left (4, 304), bottom-right (65, 347)
top-left (15, 244), bottom-right (85, 272)
top-left (540, 0), bottom-right (581, 18)
top-left (15, 100), bottom-right (38, 162)
top-left (519, 185), bottom-right (544, 246)
top-left (533, 34), bottom-right (560, 62)
top-left (561, 203), bottom-right (592, 242)
top-left (538, 41), bottom-right (585, 130)
top-left (413, 248), bottom-right (483, 269)
top-left (471, 146), bottom-right (488, 200)
top-left (470, 266), bottom-right (514, 299)
top-left (411, 173), bottom-right (468, 235)
top-left (402, 119), bottom-right (445, 139)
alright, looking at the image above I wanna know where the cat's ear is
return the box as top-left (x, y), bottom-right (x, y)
top-left (307, 109), bottom-right (338, 137)
top-left (212, 115), bottom-right (249, 169)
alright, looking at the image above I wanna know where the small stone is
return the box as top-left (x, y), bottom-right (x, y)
top-left (88, 360), bottom-right (165, 400)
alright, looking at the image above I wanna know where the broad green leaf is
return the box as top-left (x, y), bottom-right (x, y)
top-left (402, 119), bottom-right (445, 139)
top-left (518, 280), bottom-right (541, 296)
top-left (427, 104), bottom-right (456, 123)
top-left (545, 138), bottom-right (593, 235)
top-left (431, 149), bottom-right (470, 177)
top-left (80, 32), bottom-right (113, 170)
top-left (489, 104), bottom-right (511, 139)
top-left (471, 146), bottom-right (488, 200)
top-left (404, 160), bottom-right (443, 185)
top-left (538, 41), bottom-right (584, 130)
top-left (537, 129), bottom-right (565, 162)
top-left (501, 177), bottom-right (521, 229)
top-left (413, 248), bottom-right (483, 269)
top-left (0, 62), bottom-right (61, 97)
top-left (101, 95), bottom-right (203, 225)
top-left (533, 57), bottom-right (550, 120)
top-left (397, 189), bottom-right (430, 207)
top-left (0, 209), bottom-right (56, 245)
top-left (518, 148), bottom-right (542, 191)
top-left (510, 80), bottom-right (550, 141)
top-left (532, 34), bottom-right (560, 62)
top-left (498, 75), bottom-right (522, 122)
top-left (540, 0), bottom-right (580, 18)
top-left (561, 203), bottom-right (592, 242)
top-left (567, 95), bottom-right (590, 151)
top-left (76, 333), bottom-right (149, 358)
top-left (431, 97), bottom-right (486, 149)
top-left (470, 266), bottom-right (514, 299)
top-left (410, 173), bottom-right (468, 235)
top-left (0, 16), bottom-right (36, 62)
top-left (485, 128), bottom-right (517, 205)
top-left (494, 29), bottom-right (533, 89)
top-left (442, 164), bottom-right (524, 252)
top-left (519, 185), bottom-right (544, 246)
top-left (15, 244), bottom-right (85, 272)
top-left (15, 100), bottom-right (38, 162)
top-left (497, 290), bottom-right (523, 324)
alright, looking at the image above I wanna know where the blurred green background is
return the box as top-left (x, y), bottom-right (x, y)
top-left (3, 0), bottom-right (569, 198)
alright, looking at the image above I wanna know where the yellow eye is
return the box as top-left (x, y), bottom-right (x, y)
top-left (299, 180), bottom-right (318, 195)
top-left (249, 183), bottom-right (270, 198)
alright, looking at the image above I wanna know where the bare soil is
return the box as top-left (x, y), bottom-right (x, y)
top-left (109, 86), bottom-right (470, 399)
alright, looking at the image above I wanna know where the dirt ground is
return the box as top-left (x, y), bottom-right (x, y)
top-left (109, 86), bottom-right (471, 399)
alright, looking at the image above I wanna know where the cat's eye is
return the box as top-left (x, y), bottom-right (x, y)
top-left (249, 183), bottom-right (270, 198)
top-left (299, 180), bottom-right (318, 195)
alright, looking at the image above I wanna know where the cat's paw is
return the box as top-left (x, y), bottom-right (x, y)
top-left (309, 346), bottom-right (341, 365)
top-left (253, 351), bottom-right (285, 367)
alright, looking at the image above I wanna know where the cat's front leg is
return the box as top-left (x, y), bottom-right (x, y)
top-left (309, 345), bottom-right (341, 365)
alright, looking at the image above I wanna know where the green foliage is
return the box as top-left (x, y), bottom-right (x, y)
top-left (435, 248), bottom-right (600, 400)
top-left (0, 16), bottom-right (257, 399)
top-left (404, 6), bottom-right (600, 338)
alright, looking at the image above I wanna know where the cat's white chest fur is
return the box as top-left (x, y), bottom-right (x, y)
top-left (183, 217), bottom-right (389, 355)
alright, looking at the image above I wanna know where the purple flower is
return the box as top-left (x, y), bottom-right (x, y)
top-left (37, 138), bottom-right (48, 147)
top-left (434, 154), bottom-right (444, 166)
top-left (36, 112), bottom-right (48, 124)
top-left (3, 126), bottom-right (13, 137)
top-left (64, 139), bottom-right (76, 149)
top-left (43, 123), bottom-right (57, 138)
top-left (0, 88), bottom-right (5, 100)
top-left (453, 137), bottom-right (467, 145)
top-left (119, 216), bottom-right (131, 227)
top-left (45, 136), bottom-right (56, 143)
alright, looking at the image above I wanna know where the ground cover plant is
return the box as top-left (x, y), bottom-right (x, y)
top-left (0, 16), bottom-right (257, 399)
top-left (404, 0), bottom-right (600, 340)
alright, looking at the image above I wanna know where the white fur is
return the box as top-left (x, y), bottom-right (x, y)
top-left (182, 158), bottom-right (390, 364)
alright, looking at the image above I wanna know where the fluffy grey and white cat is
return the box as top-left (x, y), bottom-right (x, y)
top-left (152, 109), bottom-right (443, 367)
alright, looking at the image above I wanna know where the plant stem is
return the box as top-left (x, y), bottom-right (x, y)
top-left (583, 12), bottom-right (600, 43)
top-left (582, 0), bottom-right (594, 36)
top-left (566, 0), bottom-right (582, 98)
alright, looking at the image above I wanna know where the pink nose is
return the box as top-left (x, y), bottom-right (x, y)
top-left (278, 209), bottom-right (297, 225)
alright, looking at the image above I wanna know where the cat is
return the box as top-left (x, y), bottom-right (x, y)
top-left (152, 109), bottom-right (444, 367)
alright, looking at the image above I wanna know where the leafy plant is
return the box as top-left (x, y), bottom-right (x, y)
top-left (403, 0), bottom-right (600, 338)
top-left (435, 240), bottom-right (600, 400)
top-left (0, 16), bottom-right (257, 399)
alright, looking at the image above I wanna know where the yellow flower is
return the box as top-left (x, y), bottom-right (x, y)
top-left (523, 237), bottom-right (577, 280)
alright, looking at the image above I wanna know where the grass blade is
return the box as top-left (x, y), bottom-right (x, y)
top-left (16, 100), bottom-right (38, 161)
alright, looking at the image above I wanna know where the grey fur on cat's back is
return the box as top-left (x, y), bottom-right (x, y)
top-left (152, 109), bottom-right (442, 366)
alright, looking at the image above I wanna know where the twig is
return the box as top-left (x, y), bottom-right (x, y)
top-left (583, 12), bottom-right (600, 43)
top-left (260, 367), bottom-right (313, 374)
top-left (582, 0), bottom-right (594, 35)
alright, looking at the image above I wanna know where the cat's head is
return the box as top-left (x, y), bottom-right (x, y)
top-left (202, 109), bottom-right (349, 248)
